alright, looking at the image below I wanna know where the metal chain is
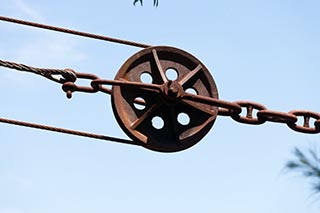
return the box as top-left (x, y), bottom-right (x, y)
top-left (1, 59), bottom-right (319, 135)
top-left (63, 71), bottom-right (320, 134)
top-left (0, 59), bottom-right (76, 83)
top-left (0, 16), bottom-right (151, 48)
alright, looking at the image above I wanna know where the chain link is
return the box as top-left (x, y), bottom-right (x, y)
top-left (286, 110), bottom-right (320, 134)
top-left (229, 101), bottom-right (267, 125)
top-left (257, 110), bottom-right (297, 124)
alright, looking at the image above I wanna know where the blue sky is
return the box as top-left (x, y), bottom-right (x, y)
top-left (0, 0), bottom-right (320, 212)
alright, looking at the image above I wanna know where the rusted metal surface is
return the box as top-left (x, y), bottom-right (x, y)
top-left (111, 46), bottom-right (219, 152)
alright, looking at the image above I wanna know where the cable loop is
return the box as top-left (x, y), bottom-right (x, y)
top-left (0, 59), bottom-right (77, 84)
top-left (41, 68), bottom-right (77, 83)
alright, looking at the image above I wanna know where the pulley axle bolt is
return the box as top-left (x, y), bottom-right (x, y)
top-left (163, 80), bottom-right (184, 100)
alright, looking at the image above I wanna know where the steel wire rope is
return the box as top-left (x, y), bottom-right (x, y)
top-left (0, 117), bottom-right (141, 146)
top-left (0, 61), bottom-right (143, 145)
top-left (0, 16), bottom-right (151, 48)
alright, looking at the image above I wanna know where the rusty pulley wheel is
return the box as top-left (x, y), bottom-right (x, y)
top-left (111, 46), bottom-right (218, 152)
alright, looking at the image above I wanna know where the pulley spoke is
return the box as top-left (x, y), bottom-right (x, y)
top-left (152, 49), bottom-right (168, 83)
top-left (179, 64), bottom-right (202, 86)
top-left (130, 103), bottom-right (159, 130)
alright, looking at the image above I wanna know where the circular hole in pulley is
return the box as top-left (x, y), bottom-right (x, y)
top-left (140, 72), bottom-right (153, 83)
top-left (166, 68), bottom-right (178, 80)
top-left (177, 113), bottom-right (190, 125)
top-left (185, 88), bottom-right (198, 95)
top-left (133, 97), bottom-right (146, 110)
top-left (152, 116), bottom-right (164, 129)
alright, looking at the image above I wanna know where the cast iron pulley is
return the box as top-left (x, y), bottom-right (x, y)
top-left (111, 46), bottom-right (219, 152)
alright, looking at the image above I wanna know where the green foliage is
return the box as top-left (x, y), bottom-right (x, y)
top-left (286, 146), bottom-right (320, 194)
top-left (133, 0), bottom-right (159, 7)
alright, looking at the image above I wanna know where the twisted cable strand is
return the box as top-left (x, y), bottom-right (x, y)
top-left (0, 59), bottom-right (76, 83)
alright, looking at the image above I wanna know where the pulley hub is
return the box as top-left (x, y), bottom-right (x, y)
top-left (162, 80), bottom-right (184, 102)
